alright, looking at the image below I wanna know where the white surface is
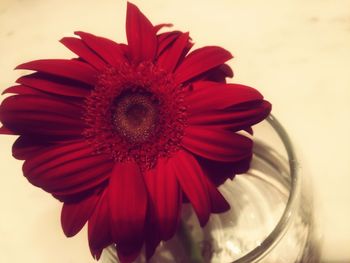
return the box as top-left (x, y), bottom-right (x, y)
top-left (0, 0), bottom-right (349, 262)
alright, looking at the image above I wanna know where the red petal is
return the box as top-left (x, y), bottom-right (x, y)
top-left (171, 150), bottom-right (211, 226)
top-left (0, 126), bottom-right (16, 135)
top-left (144, 190), bottom-right (161, 260)
top-left (3, 85), bottom-right (44, 96)
top-left (154, 23), bottom-right (173, 32)
top-left (126, 2), bottom-right (157, 62)
top-left (245, 127), bottom-right (253, 135)
top-left (174, 46), bottom-right (233, 84)
top-left (16, 59), bottom-right (97, 85)
top-left (75, 31), bottom-right (126, 66)
top-left (3, 84), bottom-right (86, 107)
top-left (0, 95), bottom-right (85, 138)
top-left (22, 139), bottom-right (85, 162)
top-left (232, 155), bottom-right (252, 174)
top-left (157, 32), bottom-right (190, 73)
top-left (116, 243), bottom-right (143, 263)
top-left (22, 140), bottom-right (112, 198)
top-left (197, 157), bottom-right (236, 187)
top-left (144, 222), bottom-right (161, 260)
top-left (11, 136), bottom-right (71, 160)
top-left (201, 174), bottom-right (230, 213)
top-left (200, 63), bottom-right (234, 83)
top-left (144, 158), bottom-right (182, 240)
top-left (198, 155), bottom-right (252, 187)
top-left (216, 64), bottom-right (234, 78)
top-left (157, 31), bottom-right (181, 56)
top-left (61, 192), bottom-right (100, 237)
top-left (188, 101), bottom-right (272, 132)
top-left (60, 37), bottom-right (106, 70)
top-left (16, 72), bottom-right (91, 98)
top-left (88, 190), bottom-right (113, 260)
top-left (186, 81), bottom-right (264, 114)
top-left (12, 136), bottom-right (46, 160)
top-left (182, 126), bottom-right (253, 162)
top-left (109, 162), bottom-right (147, 257)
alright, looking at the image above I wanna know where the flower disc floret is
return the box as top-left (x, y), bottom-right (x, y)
top-left (83, 62), bottom-right (187, 170)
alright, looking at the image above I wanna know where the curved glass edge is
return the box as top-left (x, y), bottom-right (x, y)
top-left (234, 114), bottom-right (301, 263)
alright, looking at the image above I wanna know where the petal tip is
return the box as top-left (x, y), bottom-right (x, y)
top-left (14, 63), bottom-right (25, 70)
top-left (74, 31), bottom-right (88, 38)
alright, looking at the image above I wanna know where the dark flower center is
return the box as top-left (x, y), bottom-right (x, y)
top-left (83, 63), bottom-right (187, 169)
top-left (113, 91), bottom-right (158, 143)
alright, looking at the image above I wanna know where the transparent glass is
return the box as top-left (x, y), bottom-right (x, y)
top-left (100, 115), bottom-right (320, 263)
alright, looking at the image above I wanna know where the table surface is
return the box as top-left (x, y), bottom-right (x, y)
top-left (0, 0), bottom-right (349, 262)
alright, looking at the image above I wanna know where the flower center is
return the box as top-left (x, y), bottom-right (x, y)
top-left (113, 92), bottom-right (158, 143)
top-left (83, 62), bottom-right (187, 170)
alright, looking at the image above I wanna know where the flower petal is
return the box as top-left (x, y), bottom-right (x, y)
top-left (154, 23), bottom-right (173, 32)
top-left (11, 136), bottom-right (78, 160)
top-left (126, 2), bottom-right (157, 62)
top-left (16, 59), bottom-right (97, 85)
top-left (157, 32), bottom-right (190, 73)
top-left (200, 63), bottom-right (234, 83)
top-left (75, 31), bottom-right (126, 66)
top-left (0, 95), bottom-right (85, 138)
top-left (201, 174), bottom-right (230, 213)
top-left (171, 150), bottom-right (211, 226)
top-left (174, 46), bottom-right (233, 84)
top-left (157, 31), bottom-right (181, 56)
top-left (88, 190), bottom-right (113, 260)
top-left (185, 80), bottom-right (271, 132)
top-left (60, 37), bottom-right (107, 70)
top-left (16, 72), bottom-right (91, 97)
top-left (198, 155), bottom-right (252, 187)
top-left (0, 126), bottom-right (16, 135)
top-left (144, 157), bottom-right (182, 240)
top-left (2, 85), bottom-right (45, 96)
top-left (188, 101), bottom-right (272, 131)
top-left (108, 161), bottom-right (147, 261)
top-left (144, 221), bottom-right (161, 260)
top-left (186, 81), bottom-right (264, 114)
top-left (61, 191), bottom-right (100, 237)
top-left (12, 136), bottom-right (48, 160)
top-left (22, 140), bottom-right (112, 200)
top-left (182, 126), bottom-right (253, 162)
top-left (3, 84), bottom-right (85, 107)
top-left (197, 157), bottom-right (236, 187)
top-left (116, 243), bottom-right (143, 263)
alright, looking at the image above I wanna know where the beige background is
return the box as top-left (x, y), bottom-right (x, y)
top-left (1, 0), bottom-right (350, 262)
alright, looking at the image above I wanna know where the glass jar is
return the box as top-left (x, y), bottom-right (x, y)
top-left (100, 115), bottom-right (320, 263)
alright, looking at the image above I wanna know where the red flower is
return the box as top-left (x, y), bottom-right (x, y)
top-left (0, 2), bottom-right (271, 262)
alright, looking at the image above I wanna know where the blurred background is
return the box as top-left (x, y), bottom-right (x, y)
top-left (0, 0), bottom-right (349, 262)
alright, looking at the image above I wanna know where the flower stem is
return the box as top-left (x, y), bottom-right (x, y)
top-left (177, 219), bottom-right (205, 263)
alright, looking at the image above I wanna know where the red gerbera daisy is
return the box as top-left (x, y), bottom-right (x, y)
top-left (0, 2), bottom-right (271, 262)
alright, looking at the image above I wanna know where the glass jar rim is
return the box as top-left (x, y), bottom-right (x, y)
top-left (234, 114), bottom-right (300, 263)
